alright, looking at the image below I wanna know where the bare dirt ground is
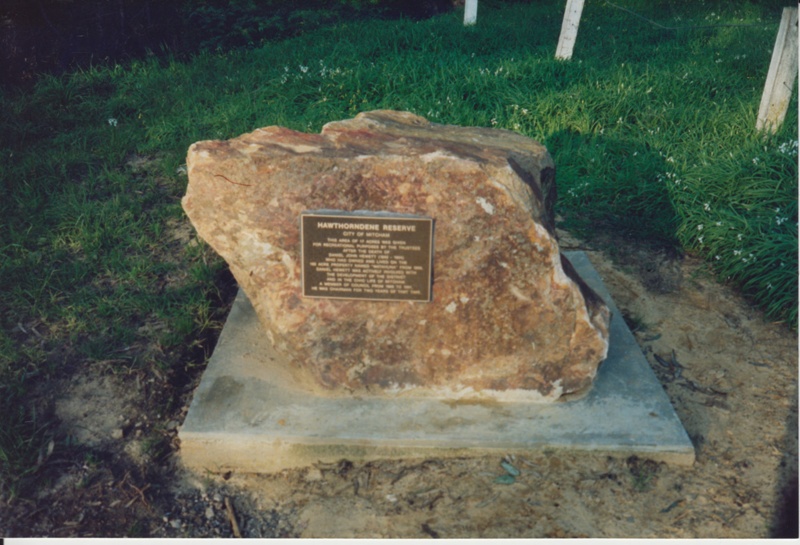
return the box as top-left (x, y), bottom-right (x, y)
top-left (1, 228), bottom-right (797, 538)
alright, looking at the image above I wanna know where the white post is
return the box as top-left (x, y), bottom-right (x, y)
top-left (464, 0), bottom-right (478, 26)
top-left (555, 0), bottom-right (585, 60)
top-left (756, 7), bottom-right (798, 134)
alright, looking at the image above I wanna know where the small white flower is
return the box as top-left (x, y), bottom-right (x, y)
top-left (715, 255), bottom-right (721, 260)
top-left (778, 140), bottom-right (798, 156)
top-left (697, 224), bottom-right (704, 231)
top-left (734, 249), bottom-right (742, 256)
top-left (299, 65), bottom-right (308, 73)
top-left (715, 221), bottom-right (723, 226)
top-left (107, 118), bottom-right (118, 127)
top-left (737, 233), bottom-right (743, 241)
top-left (698, 236), bottom-right (704, 244)
top-left (703, 203), bottom-right (711, 211)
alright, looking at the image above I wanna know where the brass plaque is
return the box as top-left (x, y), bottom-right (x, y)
top-left (301, 212), bottom-right (433, 302)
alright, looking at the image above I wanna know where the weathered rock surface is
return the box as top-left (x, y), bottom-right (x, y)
top-left (182, 110), bottom-right (610, 401)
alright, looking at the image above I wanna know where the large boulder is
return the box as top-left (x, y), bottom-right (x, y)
top-left (182, 110), bottom-right (610, 401)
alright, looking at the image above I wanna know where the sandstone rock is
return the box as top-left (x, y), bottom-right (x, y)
top-left (182, 110), bottom-right (610, 401)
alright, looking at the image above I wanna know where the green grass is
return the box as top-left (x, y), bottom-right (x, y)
top-left (0, 0), bottom-right (796, 499)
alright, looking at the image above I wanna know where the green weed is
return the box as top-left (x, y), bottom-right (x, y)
top-left (627, 455), bottom-right (660, 492)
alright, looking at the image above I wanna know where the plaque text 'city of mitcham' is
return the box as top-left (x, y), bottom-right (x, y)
top-left (301, 213), bottom-right (433, 302)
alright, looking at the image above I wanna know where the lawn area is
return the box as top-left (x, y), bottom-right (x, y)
top-left (1, 0), bottom-right (796, 502)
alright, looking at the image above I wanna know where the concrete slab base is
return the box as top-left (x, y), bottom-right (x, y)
top-left (179, 251), bottom-right (695, 472)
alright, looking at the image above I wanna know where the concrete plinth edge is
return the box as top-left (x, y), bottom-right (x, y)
top-left (179, 251), bottom-right (696, 472)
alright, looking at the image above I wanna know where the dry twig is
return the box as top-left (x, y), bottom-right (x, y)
top-left (225, 496), bottom-right (243, 538)
top-left (119, 471), bottom-right (151, 510)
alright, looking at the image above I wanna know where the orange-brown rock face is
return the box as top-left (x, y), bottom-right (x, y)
top-left (183, 110), bottom-right (610, 401)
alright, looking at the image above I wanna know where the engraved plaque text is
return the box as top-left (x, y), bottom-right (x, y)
top-left (301, 212), bottom-right (433, 302)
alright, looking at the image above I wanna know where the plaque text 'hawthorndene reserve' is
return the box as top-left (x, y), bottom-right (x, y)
top-left (301, 212), bottom-right (433, 302)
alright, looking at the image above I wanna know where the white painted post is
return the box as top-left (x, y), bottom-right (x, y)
top-left (756, 7), bottom-right (798, 134)
top-left (464, 0), bottom-right (478, 26)
top-left (556, 0), bottom-right (586, 60)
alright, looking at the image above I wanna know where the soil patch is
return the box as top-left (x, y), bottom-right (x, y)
top-left (0, 229), bottom-right (796, 538)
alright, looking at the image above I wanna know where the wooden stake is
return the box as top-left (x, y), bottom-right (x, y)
top-left (556, 0), bottom-right (586, 60)
top-left (464, 0), bottom-right (478, 26)
top-left (756, 7), bottom-right (798, 134)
